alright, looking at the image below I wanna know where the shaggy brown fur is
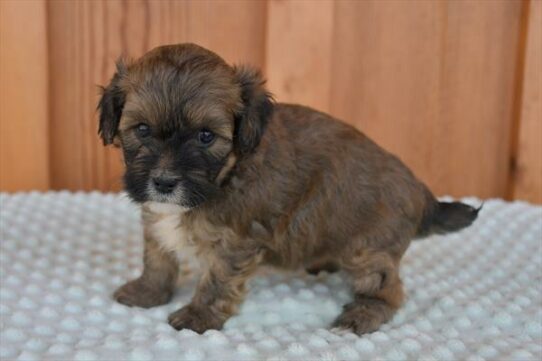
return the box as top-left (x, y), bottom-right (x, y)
top-left (99, 43), bottom-right (479, 334)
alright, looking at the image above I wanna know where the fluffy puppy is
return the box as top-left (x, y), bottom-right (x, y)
top-left (98, 43), bottom-right (479, 334)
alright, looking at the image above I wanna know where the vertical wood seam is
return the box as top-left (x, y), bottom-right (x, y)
top-left (326, 0), bottom-right (336, 115)
top-left (45, 0), bottom-right (53, 189)
top-left (262, 0), bottom-right (269, 76)
top-left (506, 0), bottom-right (531, 200)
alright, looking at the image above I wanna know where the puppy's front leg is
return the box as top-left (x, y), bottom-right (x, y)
top-left (113, 236), bottom-right (179, 308)
top-left (168, 245), bottom-right (262, 333)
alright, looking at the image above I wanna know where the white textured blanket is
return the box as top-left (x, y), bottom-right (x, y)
top-left (0, 192), bottom-right (541, 361)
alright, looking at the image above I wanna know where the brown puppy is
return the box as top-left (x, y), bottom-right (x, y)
top-left (98, 43), bottom-right (479, 334)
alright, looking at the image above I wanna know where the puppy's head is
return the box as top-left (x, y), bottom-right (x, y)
top-left (98, 43), bottom-right (273, 207)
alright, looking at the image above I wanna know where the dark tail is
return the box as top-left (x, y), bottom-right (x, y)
top-left (418, 200), bottom-right (482, 237)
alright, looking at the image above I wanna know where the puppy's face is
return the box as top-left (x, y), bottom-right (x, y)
top-left (98, 44), bottom-right (273, 208)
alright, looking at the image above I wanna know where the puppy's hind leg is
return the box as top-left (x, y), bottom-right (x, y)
top-left (332, 249), bottom-right (404, 334)
top-left (114, 236), bottom-right (179, 308)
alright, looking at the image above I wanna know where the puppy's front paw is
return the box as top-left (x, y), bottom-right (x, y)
top-left (332, 298), bottom-right (395, 335)
top-left (113, 278), bottom-right (172, 308)
top-left (168, 304), bottom-right (224, 333)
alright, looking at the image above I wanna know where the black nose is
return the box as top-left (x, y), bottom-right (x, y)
top-left (152, 177), bottom-right (178, 194)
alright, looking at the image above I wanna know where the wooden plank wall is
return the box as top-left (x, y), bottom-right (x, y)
top-left (268, 0), bottom-right (524, 199)
top-left (0, 0), bottom-right (540, 203)
top-left (0, 0), bottom-right (49, 191)
top-left (47, 0), bottom-right (267, 191)
top-left (512, 0), bottom-right (542, 204)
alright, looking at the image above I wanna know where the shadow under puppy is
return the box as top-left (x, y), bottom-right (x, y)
top-left (98, 43), bottom-right (479, 334)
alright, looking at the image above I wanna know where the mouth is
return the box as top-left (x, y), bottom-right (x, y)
top-left (136, 174), bottom-right (214, 209)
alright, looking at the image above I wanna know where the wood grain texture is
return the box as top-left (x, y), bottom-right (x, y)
top-left (266, 0), bottom-right (334, 112)
top-left (3, 0), bottom-right (539, 200)
top-left (0, 0), bottom-right (49, 192)
top-left (513, 0), bottom-right (542, 203)
top-left (329, 0), bottom-right (523, 199)
top-left (47, 0), bottom-right (267, 191)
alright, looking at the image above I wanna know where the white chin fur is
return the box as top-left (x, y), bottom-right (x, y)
top-left (145, 201), bottom-right (189, 214)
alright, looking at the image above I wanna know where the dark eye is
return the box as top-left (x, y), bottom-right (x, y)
top-left (136, 123), bottom-right (151, 138)
top-left (198, 129), bottom-right (215, 145)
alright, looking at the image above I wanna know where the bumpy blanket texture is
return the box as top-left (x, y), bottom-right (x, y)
top-left (0, 192), bottom-right (541, 360)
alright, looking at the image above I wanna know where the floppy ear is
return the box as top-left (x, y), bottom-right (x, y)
top-left (97, 61), bottom-right (127, 145)
top-left (233, 66), bottom-right (274, 155)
